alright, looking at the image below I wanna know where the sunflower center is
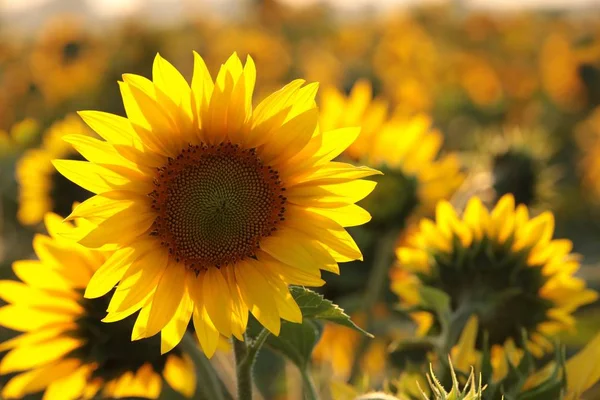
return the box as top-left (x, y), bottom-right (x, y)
top-left (73, 292), bottom-right (177, 381)
top-left (62, 41), bottom-right (82, 63)
top-left (492, 151), bottom-right (538, 206)
top-left (150, 142), bottom-right (286, 271)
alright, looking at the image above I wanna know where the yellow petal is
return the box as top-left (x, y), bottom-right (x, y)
top-left (163, 354), bottom-right (196, 398)
top-left (145, 260), bottom-right (187, 338)
top-left (235, 259), bottom-right (281, 336)
top-left (161, 286), bottom-right (194, 354)
top-left (1, 359), bottom-right (81, 399)
top-left (565, 331), bottom-right (600, 399)
top-left (203, 267), bottom-right (234, 338)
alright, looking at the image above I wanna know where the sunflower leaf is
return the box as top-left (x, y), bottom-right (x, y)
top-left (261, 319), bottom-right (323, 370)
top-left (289, 286), bottom-right (373, 337)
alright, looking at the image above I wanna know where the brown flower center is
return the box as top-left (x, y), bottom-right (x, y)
top-left (150, 142), bottom-right (286, 272)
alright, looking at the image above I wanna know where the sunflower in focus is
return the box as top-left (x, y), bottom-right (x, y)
top-left (359, 114), bottom-right (463, 227)
top-left (458, 127), bottom-right (560, 211)
top-left (0, 213), bottom-right (196, 399)
top-left (16, 114), bottom-right (93, 225)
top-left (54, 52), bottom-right (378, 357)
top-left (30, 15), bottom-right (107, 104)
top-left (391, 194), bottom-right (597, 381)
top-left (319, 80), bottom-right (388, 161)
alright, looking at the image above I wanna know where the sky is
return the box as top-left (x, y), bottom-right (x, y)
top-left (1, 0), bottom-right (599, 19)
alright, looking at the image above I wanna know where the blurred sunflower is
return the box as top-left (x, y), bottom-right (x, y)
top-left (53, 52), bottom-right (378, 357)
top-left (16, 114), bottom-right (93, 225)
top-left (539, 31), bottom-right (587, 112)
top-left (0, 119), bottom-right (39, 158)
top-left (30, 15), bottom-right (107, 104)
top-left (359, 114), bottom-right (463, 227)
top-left (0, 213), bottom-right (196, 399)
top-left (391, 194), bottom-right (597, 380)
top-left (455, 52), bottom-right (503, 108)
top-left (576, 106), bottom-right (600, 204)
top-left (312, 307), bottom-right (389, 383)
top-left (372, 17), bottom-right (440, 114)
top-left (457, 127), bottom-right (560, 211)
top-left (319, 80), bottom-right (388, 161)
top-left (204, 26), bottom-right (291, 99)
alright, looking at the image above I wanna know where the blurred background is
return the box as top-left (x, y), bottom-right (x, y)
top-left (2, 0), bottom-right (600, 398)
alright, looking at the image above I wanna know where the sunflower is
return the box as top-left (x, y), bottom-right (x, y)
top-left (576, 106), bottom-right (600, 204)
top-left (53, 52), bottom-right (378, 357)
top-left (391, 194), bottom-right (597, 380)
top-left (0, 119), bottom-right (39, 158)
top-left (359, 114), bottom-right (464, 227)
top-left (0, 213), bottom-right (196, 399)
top-left (30, 14), bottom-right (107, 104)
top-left (312, 308), bottom-right (389, 382)
top-left (16, 114), bottom-right (93, 225)
top-left (539, 30), bottom-right (587, 112)
top-left (457, 126), bottom-right (560, 211)
top-left (319, 80), bottom-right (388, 162)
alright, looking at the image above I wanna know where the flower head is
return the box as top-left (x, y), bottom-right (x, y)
top-left (53, 52), bottom-right (378, 357)
top-left (319, 80), bottom-right (388, 162)
top-left (360, 114), bottom-right (464, 227)
top-left (459, 126), bottom-right (560, 211)
top-left (0, 214), bottom-right (196, 399)
top-left (30, 14), bottom-right (107, 103)
top-left (391, 194), bottom-right (597, 377)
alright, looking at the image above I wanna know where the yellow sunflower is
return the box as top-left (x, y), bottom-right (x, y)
top-left (576, 106), bottom-right (600, 204)
top-left (359, 114), bottom-right (464, 226)
top-left (16, 114), bottom-right (93, 225)
top-left (30, 14), bottom-right (107, 104)
top-left (0, 119), bottom-right (39, 158)
top-left (319, 80), bottom-right (388, 161)
top-left (391, 194), bottom-right (597, 379)
top-left (0, 213), bottom-right (196, 399)
top-left (312, 307), bottom-right (389, 382)
top-left (53, 52), bottom-right (379, 358)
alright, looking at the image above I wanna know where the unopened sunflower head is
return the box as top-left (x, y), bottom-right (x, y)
top-left (52, 52), bottom-right (379, 357)
top-left (391, 194), bottom-right (597, 380)
top-left (16, 114), bottom-right (93, 225)
top-left (457, 126), bottom-right (560, 211)
top-left (0, 213), bottom-right (196, 399)
top-left (418, 360), bottom-right (485, 400)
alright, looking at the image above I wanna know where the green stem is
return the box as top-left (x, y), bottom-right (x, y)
top-left (233, 329), bottom-right (271, 400)
top-left (301, 369), bottom-right (319, 400)
top-left (348, 229), bottom-right (398, 382)
top-left (180, 332), bottom-right (226, 400)
top-left (234, 335), bottom-right (252, 400)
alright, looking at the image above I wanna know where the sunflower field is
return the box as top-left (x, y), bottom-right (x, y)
top-left (1, 1), bottom-right (600, 399)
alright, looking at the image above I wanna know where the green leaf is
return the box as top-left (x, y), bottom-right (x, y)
top-left (262, 319), bottom-right (323, 370)
top-left (289, 286), bottom-right (373, 337)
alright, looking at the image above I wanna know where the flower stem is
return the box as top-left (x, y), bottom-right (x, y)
top-left (301, 369), bottom-right (319, 400)
top-left (234, 336), bottom-right (252, 400)
top-left (348, 229), bottom-right (398, 382)
top-left (181, 332), bottom-right (227, 400)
